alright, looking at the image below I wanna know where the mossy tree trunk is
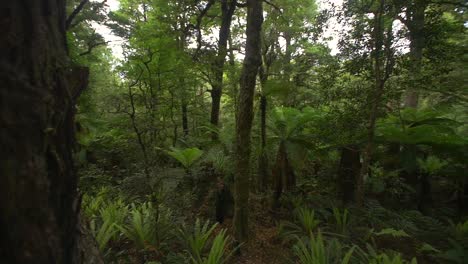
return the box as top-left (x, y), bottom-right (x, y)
top-left (0, 1), bottom-right (99, 262)
top-left (234, 0), bottom-right (263, 243)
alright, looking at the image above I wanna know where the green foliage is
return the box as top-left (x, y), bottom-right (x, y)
top-left (90, 218), bottom-right (118, 252)
top-left (450, 220), bottom-right (468, 241)
top-left (167, 147), bottom-right (204, 170)
top-left (374, 228), bottom-right (410, 238)
top-left (203, 146), bottom-right (233, 176)
top-left (179, 219), bottom-right (234, 264)
top-left (417, 155), bottom-right (448, 175)
top-left (119, 202), bottom-right (173, 250)
top-left (279, 207), bottom-right (321, 242)
top-left (331, 207), bottom-right (350, 235)
top-left (439, 239), bottom-right (468, 264)
top-left (293, 231), bottom-right (355, 264)
top-left (83, 191), bottom-right (129, 253)
top-left (202, 229), bottom-right (233, 264)
top-left (376, 108), bottom-right (465, 146)
top-left (69, 0), bottom-right (468, 262)
top-left (367, 254), bottom-right (417, 264)
top-left (179, 219), bottom-right (219, 263)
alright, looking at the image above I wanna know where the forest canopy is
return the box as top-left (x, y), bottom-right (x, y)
top-left (1, 0), bottom-right (467, 263)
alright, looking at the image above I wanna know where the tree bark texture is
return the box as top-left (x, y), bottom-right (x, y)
top-left (273, 141), bottom-right (296, 206)
top-left (0, 1), bottom-right (99, 263)
top-left (258, 94), bottom-right (269, 190)
top-left (210, 0), bottom-right (237, 140)
top-left (234, 0), bottom-right (263, 243)
top-left (182, 101), bottom-right (189, 137)
top-left (339, 147), bottom-right (361, 204)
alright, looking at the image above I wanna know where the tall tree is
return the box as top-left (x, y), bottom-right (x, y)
top-left (352, 0), bottom-right (396, 205)
top-left (210, 0), bottom-right (237, 140)
top-left (0, 0), bottom-right (97, 262)
top-left (233, 0), bottom-right (263, 243)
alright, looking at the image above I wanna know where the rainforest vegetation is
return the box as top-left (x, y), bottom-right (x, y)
top-left (1, 0), bottom-right (467, 263)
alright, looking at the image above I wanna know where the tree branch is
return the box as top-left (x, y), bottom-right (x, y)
top-left (193, 0), bottom-right (215, 59)
top-left (236, 2), bottom-right (248, 7)
top-left (66, 0), bottom-right (90, 30)
top-left (263, 0), bottom-right (283, 14)
top-left (79, 41), bottom-right (110, 56)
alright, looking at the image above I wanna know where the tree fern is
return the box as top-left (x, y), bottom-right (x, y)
top-left (167, 147), bottom-right (204, 171)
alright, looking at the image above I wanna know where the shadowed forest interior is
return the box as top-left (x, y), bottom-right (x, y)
top-left (0, 0), bottom-right (467, 263)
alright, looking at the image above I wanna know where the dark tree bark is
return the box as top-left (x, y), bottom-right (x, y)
top-left (182, 101), bottom-right (189, 137)
top-left (418, 172), bottom-right (434, 214)
top-left (0, 1), bottom-right (100, 263)
top-left (258, 94), bottom-right (269, 190)
top-left (257, 52), bottom-right (269, 191)
top-left (272, 142), bottom-right (296, 206)
top-left (234, 0), bottom-right (263, 243)
top-left (339, 147), bottom-right (361, 204)
top-left (210, 0), bottom-right (237, 140)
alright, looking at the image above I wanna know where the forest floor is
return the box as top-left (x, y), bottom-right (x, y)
top-left (220, 196), bottom-right (290, 264)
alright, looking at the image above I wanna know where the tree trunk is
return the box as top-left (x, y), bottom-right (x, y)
top-left (418, 173), bottom-right (433, 214)
top-left (356, 0), bottom-right (387, 206)
top-left (258, 94), bottom-right (269, 190)
top-left (272, 141), bottom-right (296, 206)
top-left (234, 0), bottom-right (263, 243)
top-left (403, 0), bottom-right (427, 108)
top-left (0, 1), bottom-right (100, 262)
top-left (182, 101), bottom-right (189, 137)
top-left (339, 147), bottom-right (361, 204)
top-left (210, 0), bottom-right (237, 140)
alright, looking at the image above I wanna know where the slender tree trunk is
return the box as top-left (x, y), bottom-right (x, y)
top-left (210, 0), bottom-right (237, 140)
top-left (182, 101), bottom-right (189, 137)
top-left (234, 0), bottom-right (263, 243)
top-left (356, 0), bottom-right (387, 206)
top-left (258, 94), bottom-right (269, 190)
top-left (258, 57), bottom-right (269, 191)
top-left (339, 147), bottom-right (361, 204)
top-left (0, 1), bottom-right (100, 262)
top-left (273, 142), bottom-right (287, 206)
top-left (273, 141), bottom-right (296, 205)
top-left (228, 35), bottom-right (239, 116)
top-left (418, 172), bottom-right (433, 214)
top-left (169, 91), bottom-right (178, 146)
top-left (128, 83), bottom-right (150, 177)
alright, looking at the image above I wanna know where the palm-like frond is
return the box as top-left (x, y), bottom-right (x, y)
top-left (167, 147), bottom-right (204, 169)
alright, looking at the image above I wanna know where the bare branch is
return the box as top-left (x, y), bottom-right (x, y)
top-left (66, 0), bottom-right (90, 30)
top-left (236, 2), bottom-right (248, 8)
top-left (263, 0), bottom-right (283, 14)
top-left (79, 41), bottom-right (110, 56)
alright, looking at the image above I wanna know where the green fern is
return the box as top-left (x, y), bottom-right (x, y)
top-left (293, 231), bottom-right (355, 264)
top-left (332, 207), bottom-right (350, 235)
top-left (368, 253), bottom-right (417, 264)
top-left (90, 218), bottom-right (118, 252)
top-left (279, 207), bottom-right (321, 242)
top-left (179, 219), bottom-right (219, 263)
top-left (202, 229), bottom-right (234, 264)
top-left (167, 147), bottom-right (204, 170)
top-left (119, 202), bottom-right (173, 250)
